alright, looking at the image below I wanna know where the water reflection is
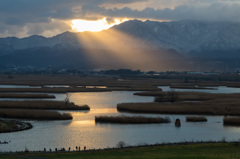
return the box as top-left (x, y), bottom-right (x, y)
top-left (1, 90), bottom-right (240, 152)
top-left (44, 85), bottom-right (70, 88)
top-left (86, 86), bottom-right (107, 89)
top-left (72, 120), bottom-right (95, 126)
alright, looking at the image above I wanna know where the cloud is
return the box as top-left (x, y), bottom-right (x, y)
top-left (99, 1), bottom-right (240, 21)
top-left (0, 0), bottom-right (240, 37)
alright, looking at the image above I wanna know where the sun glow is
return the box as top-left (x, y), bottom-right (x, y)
top-left (71, 18), bottom-right (128, 32)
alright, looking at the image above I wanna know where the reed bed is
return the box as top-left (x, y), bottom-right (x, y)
top-left (117, 97), bottom-right (240, 115)
top-left (0, 109), bottom-right (72, 120)
top-left (170, 85), bottom-right (216, 90)
top-left (95, 115), bottom-right (170, 124)
top-left (121, 92), bottom-right (240, 116)
top-left (0, 87), bottom-right (111, 93)
top-left (135, 91), bottom-right (216, 102)
top-left (223, 117), bottom-right (240, 126)
top-left (0, 101), bottom-right (90, 110)
top-left (0, 93), bottom-right (55, 98)
top-left (186, 116), bottom-right (207, 122)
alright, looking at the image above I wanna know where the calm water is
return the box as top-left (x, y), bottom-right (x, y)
top-left (1, 88), bottom-right (240, 152)
top-left (44, 85), bottom-right (70, 88)
top-left (0, 85), bottom-right (41, 88)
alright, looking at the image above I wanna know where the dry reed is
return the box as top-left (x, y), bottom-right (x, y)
top-left (0, 101), bottom-right (90, 110)
top-left (0, 93), bottom-right (55, 98)
top-left (0, 109), bottom-right (72, 120)
top-left (95, 115), bottom-right (170, 124)
top-left (223, 117), bottom-right (240, 126)
top-left (186, 116), bottom-right (207, 122)
top-left (118, 92), bottom-right (240, 116)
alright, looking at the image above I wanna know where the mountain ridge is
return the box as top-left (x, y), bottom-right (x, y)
top-left (0, 20), bottom-right (240, 71)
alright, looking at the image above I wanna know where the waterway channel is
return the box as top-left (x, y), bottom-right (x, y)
top-left (0, 86), bottom-right (240, 152)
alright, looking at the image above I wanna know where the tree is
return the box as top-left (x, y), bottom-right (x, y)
top-left (65, 94), bottom-right (70, 106)
top-left (154, 89), bottom-right (178, 103)
top-left (116, 141), bottom-right (126, 148)
top-left (167, 89), bottom-right (178, 103)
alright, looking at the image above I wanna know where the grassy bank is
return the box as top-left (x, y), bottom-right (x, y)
top-left (0, 93), bottom-right (55, 98)
top-left (0, 120), bottom-right (18, 132)
top-left (95, 115), bottom-right (170, 124)
top-left (1, 142), bottom-right (240, 159)
top-left (0, 109), bottom-right (72, 120)
top-left (186, 116), bottom-right (207, 122)
top-left (0, 119), bottom-right (32, 133)
top-left (0, 101), bottom-right (90, 110)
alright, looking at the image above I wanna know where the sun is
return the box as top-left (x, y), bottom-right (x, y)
top-left (71, 18), bottom-right (128, 32)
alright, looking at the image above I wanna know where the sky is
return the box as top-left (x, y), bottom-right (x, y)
top-left (1, 0), bottom-right (240, 38)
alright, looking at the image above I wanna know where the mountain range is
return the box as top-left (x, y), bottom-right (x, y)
top-left (0, 20), bottom-right (240, 71)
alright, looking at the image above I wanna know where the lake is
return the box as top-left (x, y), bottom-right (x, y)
top-left (1, 87), bottom-right (240, 152)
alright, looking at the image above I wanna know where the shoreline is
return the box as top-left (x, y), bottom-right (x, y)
top-left (0, 141), bottom-right (238, 154)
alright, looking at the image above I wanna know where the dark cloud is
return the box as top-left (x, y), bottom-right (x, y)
top-left (83, 1), bottom-right (240, 21)
top-left (0, 0), bottom-right (240, 37)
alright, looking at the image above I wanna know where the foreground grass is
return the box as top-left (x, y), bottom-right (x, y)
top-left (1, 143), bottom-right (240, 159)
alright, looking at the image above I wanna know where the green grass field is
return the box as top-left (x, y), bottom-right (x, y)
top-left (1, 143), bottom-right (240, 159)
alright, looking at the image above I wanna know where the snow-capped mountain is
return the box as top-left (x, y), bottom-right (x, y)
top-left (1, 20), bottom-right (240, 54)
top-left (0, 20), bottom-right (240, 71)
top-left (112, 20), bottom-right (240, 53)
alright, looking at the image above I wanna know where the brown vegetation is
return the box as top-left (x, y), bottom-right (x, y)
top-left (117, 92), bottom-right (240, 115)
top-left (0, 109), bottom-right (72, 120)
top-left (170, 85), bottom-right (216, 90)
top-left (95, 115), bottom-right (170, 124)
top-left (0, 87), bottom-right (112, 93)
top-left (154, 90), bottom-right (178, 103)
top-left (0, 119), bottom-right (32, 133)
top-left (0, 101), bottom-right (90, 110)
top-left (1, 74), bottom-right (240, 91)
top-left (0, 93), bottom-right (55, 98)
top-left (135, 91), bottom-right (214, 102)
top-left (186, 116), bottom-right (207, 122)
top-left (223, 117), bottom-right (240, 126)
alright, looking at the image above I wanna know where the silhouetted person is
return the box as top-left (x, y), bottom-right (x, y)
top-left (49, 149), bottom-right (52, 152)
top-left (44, 148), bottom-right (46, 152)
top-left (55, 148), bottom-right (57, 152)
top-left (69, 147), bottom-right (71, 151)
top-left (76, 146), bottom-right (78, 151)
top-left (79, 146), bottom-right (81, 151)
top-left (84, 146), bottom-right (86, 151)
